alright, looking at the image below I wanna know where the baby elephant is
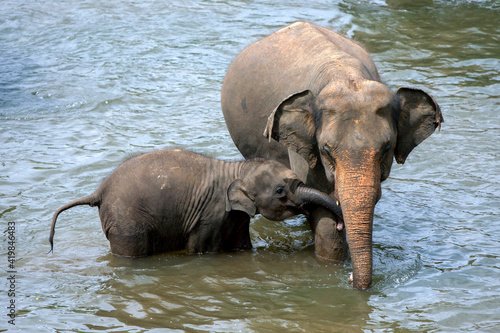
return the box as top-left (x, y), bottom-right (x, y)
top-left (50, 149), bottom-right (342, 257)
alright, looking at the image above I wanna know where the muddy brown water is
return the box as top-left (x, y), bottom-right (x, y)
top-left (1, 0), bottom-right (499, 331)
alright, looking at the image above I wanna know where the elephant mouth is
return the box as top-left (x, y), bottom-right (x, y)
top-left (285, 204), bottom-right (311, 220)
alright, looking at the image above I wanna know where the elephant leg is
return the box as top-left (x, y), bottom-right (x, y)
top-left (288, 149), bottom-right (349, 262)
top-left (107, 229), bottom-right (149, 257)
top-left (287, 150), bottom-right (348, 261)
top-left (221, 212), bottom-right (252, 251)
top-left (308, 207), bottom-right (348, 262)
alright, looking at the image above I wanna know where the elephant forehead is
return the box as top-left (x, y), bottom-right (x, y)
top-left (320, 117), bottom-right (394, 152)
top-left (318, 86), bottom-right (396, 141)
top-left (318, 80), bottom-right (394, 112)
top-left (253, 163), bottom-right (296, 182)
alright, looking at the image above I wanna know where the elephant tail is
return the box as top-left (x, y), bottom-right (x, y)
top-left (49, 193), bottom-right (100, 253)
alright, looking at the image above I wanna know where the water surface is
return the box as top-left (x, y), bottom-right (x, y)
top-left (1, 0), bottom-right (499, 331)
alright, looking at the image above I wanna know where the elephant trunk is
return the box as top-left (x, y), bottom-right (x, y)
top-left (336, 150), bottom-right (381, 290)
top-left (294, 185), bottom-right (343, 222)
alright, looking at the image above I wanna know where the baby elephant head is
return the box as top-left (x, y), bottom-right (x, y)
top-left (226, 159), bottom-right (342, 223)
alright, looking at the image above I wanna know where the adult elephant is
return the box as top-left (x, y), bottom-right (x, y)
top-left (221, 22), bottom-right (443, 290)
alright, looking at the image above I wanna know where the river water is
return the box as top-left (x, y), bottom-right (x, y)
top-left (1, 0), bottom-right (499, 332)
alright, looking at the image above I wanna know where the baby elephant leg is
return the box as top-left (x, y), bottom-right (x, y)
top-left (105, 224), bottom-right (154, 257)
top-left (100, 206), bottom-right (158, 257)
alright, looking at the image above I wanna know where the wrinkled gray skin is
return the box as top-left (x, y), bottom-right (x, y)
top-left (50, 149), bottom-right (342, 257)
top-left (221, 22), bottom-right (443, 289)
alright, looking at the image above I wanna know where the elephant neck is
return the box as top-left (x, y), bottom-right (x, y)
top-left (193, 159), bottom-right (245, 198)
top-left (223, 160), bottom-right (247, 183)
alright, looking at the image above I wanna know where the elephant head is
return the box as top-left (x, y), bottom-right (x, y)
top-left (264, 82), bottom-right (443, 290)
top-left (226, 159), bottom-right (343, 223)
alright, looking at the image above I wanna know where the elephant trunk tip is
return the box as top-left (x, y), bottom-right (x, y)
top-left (336, 220), bottom-right (344, 231)
top-left (349, 272), bottom-right (372, 290)
top-left (294, 184), bottom-right (344, 229)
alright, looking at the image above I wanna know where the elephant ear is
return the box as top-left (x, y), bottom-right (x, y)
top-left (226, 179), bottom-right (257, 217)
top-left (395, 87), bottom-right (444, 164)
top-left (264, 90), bottom-right (319, 168)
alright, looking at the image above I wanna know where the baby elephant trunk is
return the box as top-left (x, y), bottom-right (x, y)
top-left (294, 184), bottom-right (343, 224)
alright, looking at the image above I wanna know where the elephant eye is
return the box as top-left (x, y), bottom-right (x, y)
top-left (322, 143), bottom-right (335, 161)
top-left (274, 186), bottom-right (286, 197)
top-left (381, 140), bottom-right (392, 156)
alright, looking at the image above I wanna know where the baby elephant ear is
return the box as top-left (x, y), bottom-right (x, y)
top-left (226, 179), bottom-right (257, 217)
